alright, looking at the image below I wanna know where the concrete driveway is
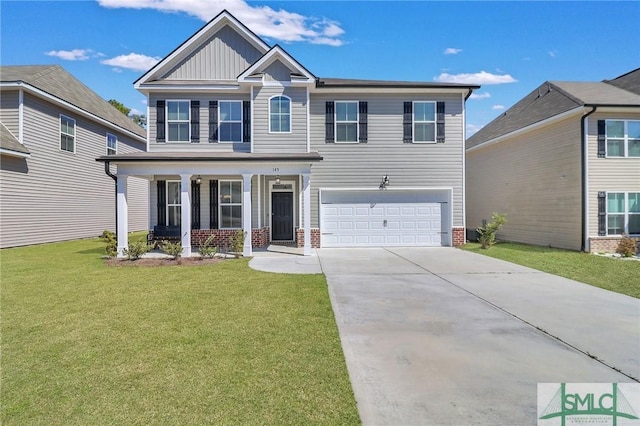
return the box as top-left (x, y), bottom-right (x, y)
top-left (318, 247), bottom-right (640, 425)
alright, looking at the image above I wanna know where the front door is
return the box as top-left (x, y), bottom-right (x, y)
top-left (271, 192), bottom-right (294, 240)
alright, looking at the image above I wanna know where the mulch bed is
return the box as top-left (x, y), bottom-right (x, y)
top-left (105, 257), bottom-right (228, 267)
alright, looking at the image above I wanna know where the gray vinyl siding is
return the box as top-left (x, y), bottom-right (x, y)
top-left (309, 93), bottom-right (465, 228)
top-left (586, 112), bottom-right (640, 237)
top-left (162, 25), bottom-right (263, 81)
top-left (0, 92), bottom-right (148, 248)
top-left (263, 61), bottom-right (292, 82)
top-left (148, 93), bottom-right (250, 153)
top-left (466, 117), bottom-right (582, 250)
top-left (252, 86), bottom-right (307, 153)
top-left (0, 89), bottom-right (19, 134)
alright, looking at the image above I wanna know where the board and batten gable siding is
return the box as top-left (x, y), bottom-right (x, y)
top-left (162, 25), bottom-right (264, 81)
top-left (0, 89), bottom-right (19, 134)
top-left (309, 93), bottom-right (465, 228)
top-left (263, 61), bottom-right (293, 83)
top-left (586, 112), bottom-right (640, 237)
top-left (466, 116), bottom-right (582, 250)
top-left (148, 93), bottom-right (250, 153)
top-left (252, 86), bottom-right (307, 153)
top-left (0, 92), bottom-right (148, 248)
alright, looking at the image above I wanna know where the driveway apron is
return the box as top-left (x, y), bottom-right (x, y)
top-left (318, 247), bottom-right (640, 425)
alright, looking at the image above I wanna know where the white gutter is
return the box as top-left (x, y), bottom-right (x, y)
top-left (0, 148), bottom-right (30, 158)
top-left (461, 91), bottom-right (466, 231)
top-left (18, 89), bottom-right (24, 143)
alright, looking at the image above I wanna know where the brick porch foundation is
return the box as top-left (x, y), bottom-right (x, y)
top-left (589, 236), bottom-right (638, 254)
top-left (452, 227), bottom-right (465, 247)
top-left (296, 228), bottom-right (321, 248)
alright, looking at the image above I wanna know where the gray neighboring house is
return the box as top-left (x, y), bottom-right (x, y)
top-left (0, 65), bottom-right (149, 248)
top-left (98, 10), bottom-right (478, 257)
top-left (466, 68), bottom-right (640, 253)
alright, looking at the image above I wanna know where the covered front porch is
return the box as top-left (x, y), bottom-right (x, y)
top-left (97, 152), bottom-right (322, 257)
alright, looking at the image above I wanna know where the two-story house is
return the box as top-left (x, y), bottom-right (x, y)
top-left (0, 65), bottom-right (149, 248)
top-left (466, 68), bottom-right (640, 252)
top-left (98, 10), bottom-right (478, 257)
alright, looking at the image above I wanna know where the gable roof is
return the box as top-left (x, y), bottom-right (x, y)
top-left (0, 65), bottom-right (146, 141)
top-left (603, 67), bottom-right (640, 95)
top-left (0, 121), bottom-right (30, 157)
top-left (467, 69), bottom-right (640, 149)
top-left (237, 44), bottom-right (315, 84)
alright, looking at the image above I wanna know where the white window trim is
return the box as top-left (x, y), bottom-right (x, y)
top-left (166, 180), bottom-right (182, 227)
top-left (219, 179), bottom-right (243, 229)
top-left (59, 114), bottom-right (76, 154)
top-left (218, 100), bottom-right (243, 144)
top-left (268, 95), bottom-right (292, 134)
top-left (166, 100), bottom-right (191, 143)
top-left (413, 101), bottom-right (437, 144)
top-left (606, 191), bottom-right (640, 236)
top-left (106, 132), bottom-right (117, 155)
top-left (335, 100), bottom-right (359, 144)
top-left (605, 119), bottom-right (640, 158)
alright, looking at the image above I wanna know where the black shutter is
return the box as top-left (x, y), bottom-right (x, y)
top-left (191, 181), bottom-right (201, 230)
top-left (243, 101), bottom-right (251, 143)
top-left (436, 101), bottom-right (445, 143)
top-left (597, 120), bottom-right (606, 158)
top-left (156, 100), bottom-right (165, 143)
top-left (209, 101), bottom-right (218, 143)
top-left (190, 100), bottom-right (200, 143)
top-left (598, 191), bottom-right (606, 236)
top-left (359, 101), bottom-right (368, 143)
top-left (403, 102), bottom-right (413, 143)
top-left (325, 101), bottom-right (335, 143)
top-left (210, 180), bottom-right (219, 229)
top-left (157, 180), bottom-right (166, 225)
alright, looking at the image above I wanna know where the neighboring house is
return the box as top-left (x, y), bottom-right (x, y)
top-left (0, 65), bottom-right (149, 248)
top-left (98, 10), bottom-right (478, 257)
top-left (466, 68), bottom-right (640, 253)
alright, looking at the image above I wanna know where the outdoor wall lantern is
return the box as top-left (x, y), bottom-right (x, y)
top-left (195, 175), bottom-right (202, 184)
top-left (379, 175), bottom-right (390, 190)
top-left (275, 175), bottom-right (281, 185)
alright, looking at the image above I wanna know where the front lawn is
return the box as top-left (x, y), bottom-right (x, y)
top-left (1, 238), bottom-right (359, 425)
top-left (462, 242), bottom-right (640, 299)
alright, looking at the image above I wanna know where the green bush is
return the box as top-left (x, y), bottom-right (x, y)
top-left (476, 213), bottom-right (507, 249)
top-left (100, 230), bottom-right (117, 258)
top-left (160, 240), bottom-right (183, 260)
top-left (616, 235), bottom-right (638, 257)
top-left (122, 240), bottom-right (151, 261)
top-left (198, 234), bottom-right (218, 258)
top-left (228, 230), bottom-right (246, 258)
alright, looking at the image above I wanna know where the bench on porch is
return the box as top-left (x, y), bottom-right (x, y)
top-left (148, 225), bottom-right (181, 246)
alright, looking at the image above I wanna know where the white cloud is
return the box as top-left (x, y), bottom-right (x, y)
top-left (129, 108), bottom-right (144, 115)
top-left (434, 71), bottom-right (517, 85)
top-left (45, 49), bottom-right (93, 61)
top-left (492, 104), bottom-right (505, 110)
top-left (444, 48), bottom-right (462, 55)
top-left (101, 53), bottom-right (161, 72)
top-left (466, 123), bottom-right (483, 136)
top-left (98, 0), bottom-right (345, 46)
top-left (548, 50), bottom-right (559, 58)
top-left (469, 92), bottom-right (491, 100)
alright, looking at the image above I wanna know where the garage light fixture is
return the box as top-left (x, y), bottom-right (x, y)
top-left (195, 175), bottom-right (202, 184)
top-left (379, 175), bottom-right (390, 190)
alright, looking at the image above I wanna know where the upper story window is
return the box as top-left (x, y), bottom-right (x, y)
top-left (60, 115), bottom-right (75, 153)
top-left (335, 101), bottom-right (358, 143)
top-left (607, 192), bottom-right (640, 235)
top-left (606, 120), bottom-right (640, 157)
top-left (413, 102), bottom-right (436, 143)
top-left (106, 133), bottom-right (117, 155)
top-left (167, 100), bottom-right (190, 142)
top-left (269, 96), bottom-right (291, 133)
top-left (219, 101), bottom-right (243, 143)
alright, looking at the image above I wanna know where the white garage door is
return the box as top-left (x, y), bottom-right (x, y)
top-left (321, 202), bottom-right (442, 247)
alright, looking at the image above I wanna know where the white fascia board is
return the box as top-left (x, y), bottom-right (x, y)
top-left (319, 187), bottom-right (454, 193)
top-left (1, 82), bottom-right (146, 143)
top-left (310, 86), bottom-right (472, 95)
top-left (238, 46), bottom-right (315, 84)
top-left (134, 12), bottom-right (270, 89)
top-left (0, 148), bottom-right (30, 158)
top-left (136, 84), bottom-right (242, 92)
top-left (466, 106), bottom-right (585, 153)
top-left (113, 161), bottom-right (314, 177)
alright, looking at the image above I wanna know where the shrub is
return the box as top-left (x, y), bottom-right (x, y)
top-left (616, 235), bottom-right (638, 258)
top-left (476, 213), bottom-right (507, 249)
top-left (160, 240), bottom-right (183, 260)
top-left (198, 234), bottom-right (218, 258)
top-left (228, 230), bottom-right (246, 258)
top-left (122, 240), bottom-right (151, 261)
top-left (100, 230), bottom-right (117, 258)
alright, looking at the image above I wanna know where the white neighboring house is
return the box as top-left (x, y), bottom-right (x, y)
top-left (0, 65), bottom-right (149, 248)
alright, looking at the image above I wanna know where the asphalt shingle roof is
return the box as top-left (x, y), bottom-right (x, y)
top-left (0, 122), bottom-right (30, 155)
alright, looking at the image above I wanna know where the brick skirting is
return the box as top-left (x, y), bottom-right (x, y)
top-left (148, 227), bottom-right (271, 249)
top-left (452, 228), bottom-right (465, 247)
top-left (589, 236), bottom-right (639, 254)
top-left (296, 228), bottom-right (321, 248)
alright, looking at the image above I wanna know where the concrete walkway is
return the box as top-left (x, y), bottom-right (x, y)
top-left (250, 247), bottom-right (640, 425)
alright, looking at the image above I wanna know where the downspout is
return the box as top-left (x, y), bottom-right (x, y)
top-left (580, 106), bottom-right (597, 252)
top-left (104, 161), bottom-right (118, 242)
top-left (464, 88), bottom-right (474, 101)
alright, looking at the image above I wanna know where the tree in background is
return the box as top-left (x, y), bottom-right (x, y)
top-left (109, 99), bottom-right (146, 128)
top-left (108, 99), bottom-right (131, 116)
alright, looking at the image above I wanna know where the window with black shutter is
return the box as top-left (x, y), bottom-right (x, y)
top-left (191, 181), bottom-right (201, 229)
top-left (190, 101), bottom-right (200, 143)
top-left (209, 101), bottom-right (218, 143)
top-left (157, 180), bottom-right (166, 225)
top-left (598, 191), bottom-right (606, 236)
top-left (359, 101), bottom-right (368, 143)
top-left (209, 180), bottom-right (219, 229)
top-left (156, 101), bottom-right (166, 143)
top-left (325, 101), bottom-right (335, 143)
top-left (243, 101), bottom-right (251, 143)
top-left (403, 102), bottom-right (412, 143)
top-left (597, 120), bottom-right (606, 158)
top-left (436, 101), bottom-right (445, 143)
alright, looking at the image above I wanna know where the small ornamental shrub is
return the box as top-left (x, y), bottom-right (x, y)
top-left (100, 230), bottom-right (117, 257)
top-left (476, 213), bottom-right (507, 249)
top-left (616, 235), bottom-right (638, 258)
top-left (122, 240), bottom-right (151, 261)
top-left (228, 230), bottom-right (246, 258)
top-left (161, 240), bottom-right (183, 260)
top-left (198, 234), bottom-right (218, 258)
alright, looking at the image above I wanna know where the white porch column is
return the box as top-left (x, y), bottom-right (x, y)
top-left (302, 173), bottom-right (311, 256)
top-left (180, 174), bottom-right (192, 257)
top-left (242, 174), bottom-right (252, 256)
top-left (116, 175), bottom-right (128, 258)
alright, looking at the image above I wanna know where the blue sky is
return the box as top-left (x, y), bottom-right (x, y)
top-left (2, 1), bottom-right (639, 135)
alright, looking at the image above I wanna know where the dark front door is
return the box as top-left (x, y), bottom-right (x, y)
top-left (272, 192), bottom-right (294, 240)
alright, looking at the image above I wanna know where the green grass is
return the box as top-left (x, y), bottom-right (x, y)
top-left (461, 242), bottom-right (640, 299)
top-left (1, 238), bottom-right (360, 425)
